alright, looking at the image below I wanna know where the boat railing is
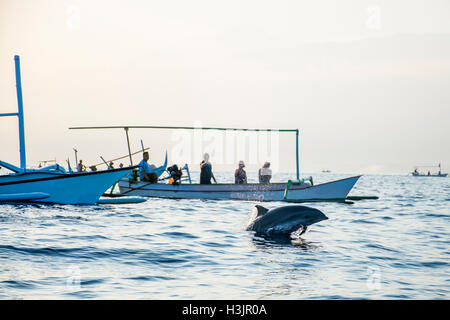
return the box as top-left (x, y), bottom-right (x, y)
top-left (180, 164), bottom-right (192, 184)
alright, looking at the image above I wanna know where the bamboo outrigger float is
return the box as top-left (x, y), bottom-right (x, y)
top-left (69, 126), bottom-right (362, 202)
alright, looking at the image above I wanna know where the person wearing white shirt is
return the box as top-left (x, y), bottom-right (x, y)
top-left (258, 162), bottom-right (272, 184)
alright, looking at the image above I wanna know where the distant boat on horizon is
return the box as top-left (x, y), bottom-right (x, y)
top-left (411, 163), bottom-right (448, 177)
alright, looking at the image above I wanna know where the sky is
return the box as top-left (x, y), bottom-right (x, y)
top-left (1, 0), bottom-right (450, 174)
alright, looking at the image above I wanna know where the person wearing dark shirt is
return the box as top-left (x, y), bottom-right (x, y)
top-left (234, 160), bottom-right (247, 184)
top-left (200, 153), bottom-right (217, 184)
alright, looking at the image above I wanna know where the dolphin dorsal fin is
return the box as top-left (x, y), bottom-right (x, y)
top-left (254, 205), bottom-right (269, 217)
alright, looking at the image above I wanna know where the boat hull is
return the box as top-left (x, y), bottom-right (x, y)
top-left (412, 173), bottom-right (448, 177)
top-left (0, 167), bottom-right (133, 204)
top-left (118, 175), bottom-right (361, 202)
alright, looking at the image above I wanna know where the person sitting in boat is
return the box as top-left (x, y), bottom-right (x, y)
top-left (200, 153), bottom-right (217, 184)
top-left (139, 151), bottom-right (158, 183)
top-left (77, 160), bottom-right (85, 172)
top-left (258, 162), bottom-right (272, 184)
top-left (413, 168), bottom-right (418, 175)
top-left (235, 160), bottom-right (247, 184)
top-left (108, 161), bottom-right (114, 169)
top-left (89, 165), bottom-right (97, 172)
top-left (167, 164), bottom-right (183, 185)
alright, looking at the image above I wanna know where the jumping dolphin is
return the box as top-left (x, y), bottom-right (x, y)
top-left (246, 205), bottom-right (328, 237)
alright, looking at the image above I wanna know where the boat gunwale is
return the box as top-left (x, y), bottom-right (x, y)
top-left (0, 166), bottom-right (137, 187)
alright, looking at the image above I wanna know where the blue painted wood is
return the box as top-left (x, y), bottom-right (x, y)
top-left (97, 197), bottom-right (147, 204)
top-left (14, 55), bottom-right (27, 169)
top-left (296, 129), bottom-right (299, 180)
top-left (0, 192), bottom-right (50, 202)
top-left (0, 112), bottom-right (19, 117)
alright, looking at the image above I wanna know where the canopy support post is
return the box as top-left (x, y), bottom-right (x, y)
top-left (296, 129), bottom-right (299, 180)
top-left (14, 55), bottom-right (26, 169)
top-left (124, 127), bottom-right (133, 165)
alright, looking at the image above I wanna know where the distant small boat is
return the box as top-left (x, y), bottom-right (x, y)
top-left (411, 163), bottom-right (448, 177)
top-left (322, 169), bottom-right (331, 173)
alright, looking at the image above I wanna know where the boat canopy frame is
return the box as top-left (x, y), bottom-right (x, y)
top-left (69, 125), bottom-right (301, 180)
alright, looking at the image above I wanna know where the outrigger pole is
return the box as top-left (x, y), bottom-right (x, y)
top-left (91, 147), bottom-right (149, 167)
top-left (296, 129), bottom-right (299, 180)
top-left (68, 125), bottom-right (301, 179)
top-left (0, 55), bottom-right (26, 169)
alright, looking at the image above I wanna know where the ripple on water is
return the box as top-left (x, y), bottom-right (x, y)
top-left (0, 245), bottom-right (83, 258)
top-left (352, 219), bottom-right (379, 224)
top-left (126, 275), bottom-right (175, 282)
top-left (80, 278), bottom-right (105, 286)
top-left (51, 215), bottom-right (88, 221)
top-left (159, 231), bottom-right (200, 239)
top-left (1, 280), bottom-right (38, 289)
top-left (424, 213), bottom-right (449, 218)
top-left (199, 241), bottom-right (232, 248)
top-left (364, 243), bottom-right (399, 253)
top-left (419, 261), bottom-right (448, 268)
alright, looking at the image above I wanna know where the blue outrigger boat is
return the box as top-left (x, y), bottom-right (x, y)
top-left (0, 55), bottom-right (134, 204)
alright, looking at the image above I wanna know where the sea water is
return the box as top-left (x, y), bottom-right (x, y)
top-left (0, 173), bottom-right (448, 299)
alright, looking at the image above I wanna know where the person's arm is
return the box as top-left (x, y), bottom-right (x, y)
top-left (212, 172), bottom-right (217, 184)
top-left (234, 169), bottom-right (238, 177)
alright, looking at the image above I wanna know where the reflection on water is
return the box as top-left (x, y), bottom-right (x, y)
top-left (250, 233), bottom-right (322, 251)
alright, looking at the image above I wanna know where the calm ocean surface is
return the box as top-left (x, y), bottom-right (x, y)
top-left (0, 172), bottom-right (449, 299)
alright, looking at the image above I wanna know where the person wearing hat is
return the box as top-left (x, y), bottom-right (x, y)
top-left (234, 160), bottom-right (247, 184)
